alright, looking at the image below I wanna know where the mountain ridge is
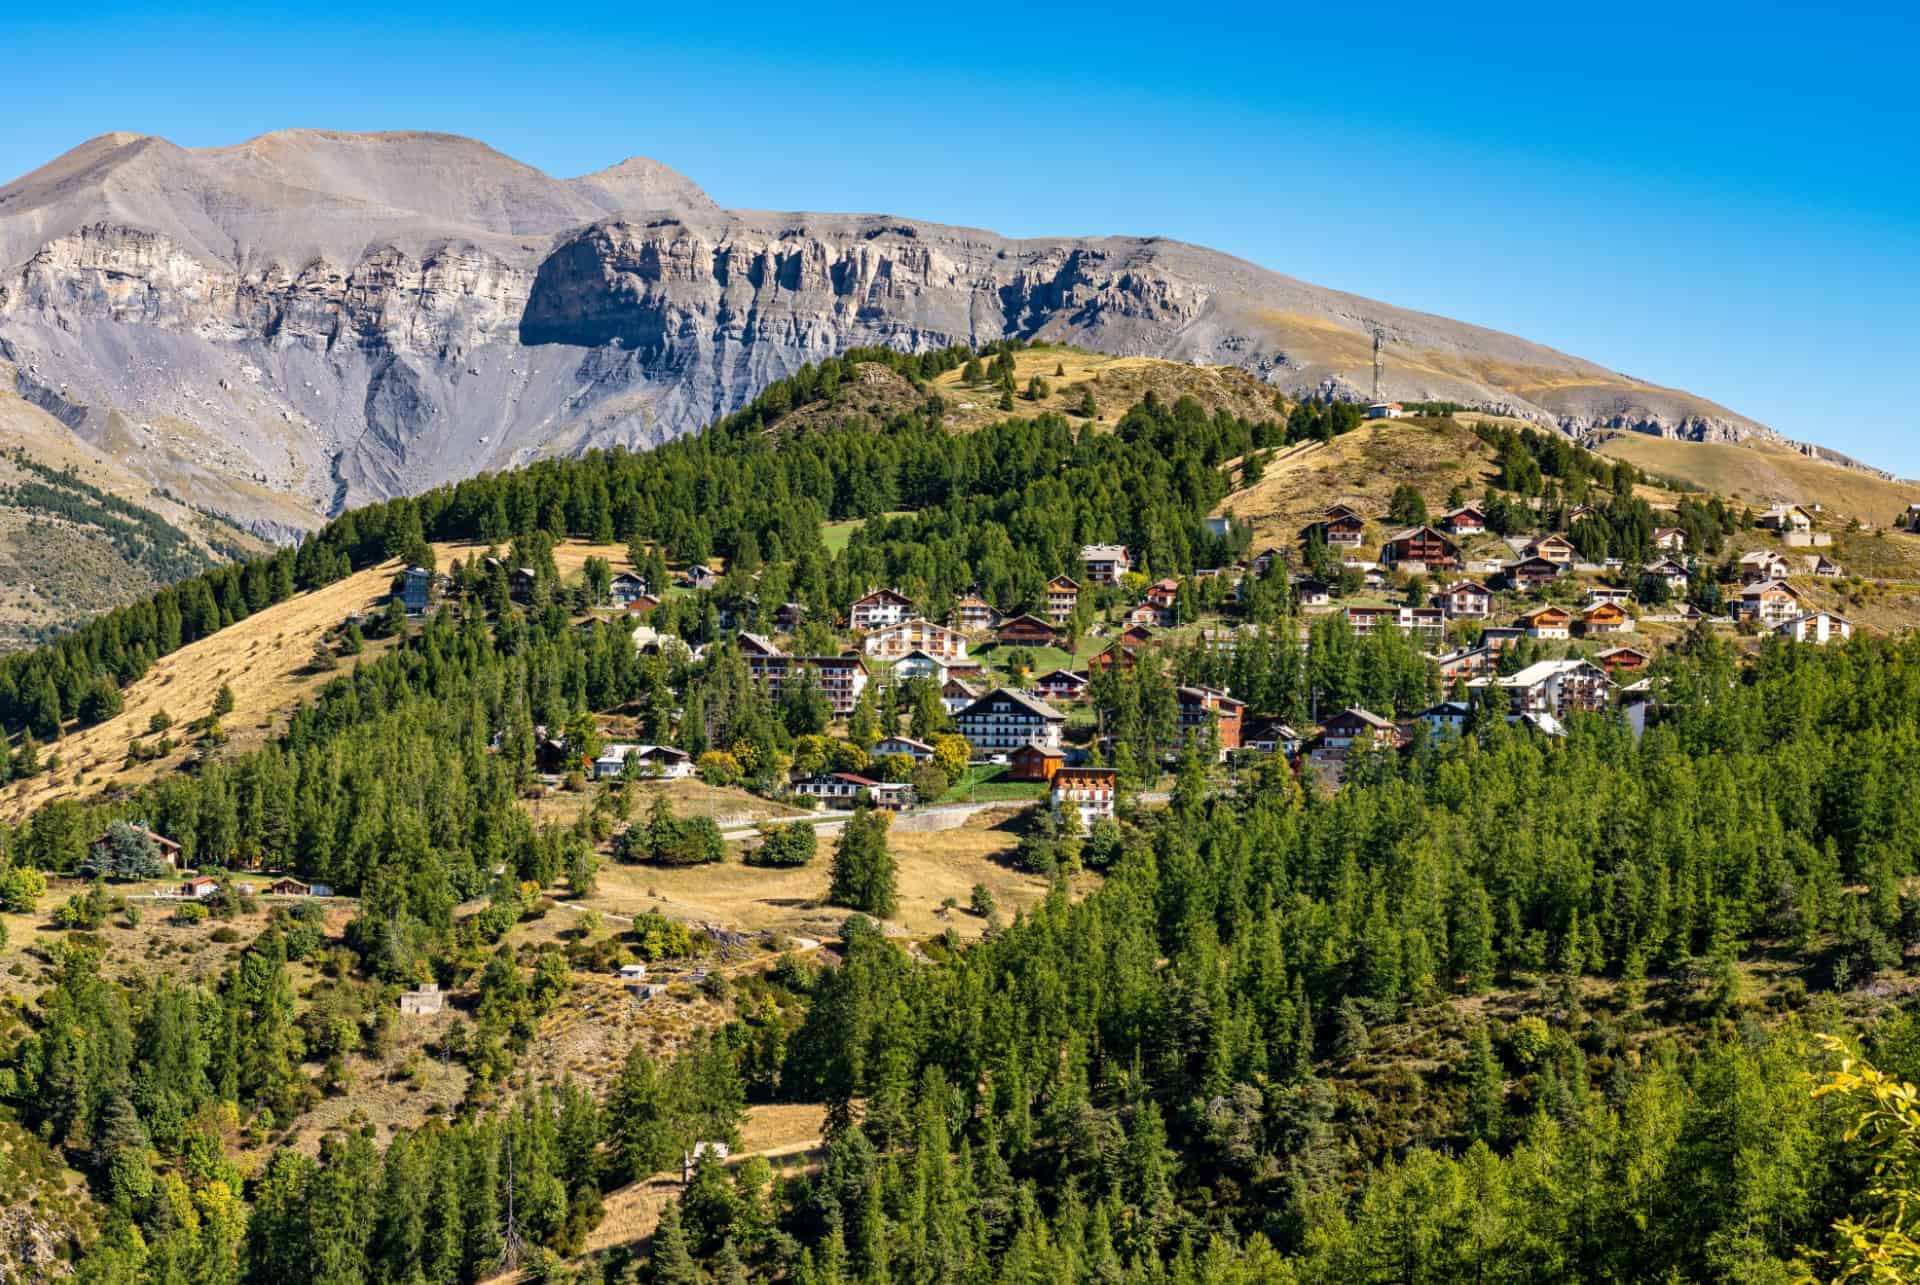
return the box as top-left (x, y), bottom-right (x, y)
top-left (0, 129), bottom-right (1870, 537)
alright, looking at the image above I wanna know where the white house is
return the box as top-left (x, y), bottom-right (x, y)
top-left (594, 744), bottom-right (693, 779)
top-left (1366, 402), bottom-right (1404, 419)
top-left (1774, 611), bottom-right (1853, 645)
top-left (863, 617), bottom-right (969, 661)
top-left (891, 649), bottom-right (950, 685)
top-left (850, 588), bottom-right (916, 632)
top-left (1419, 701), bottom-right (1473, 738)
top-left (872, 735), bottom-right (935, 762)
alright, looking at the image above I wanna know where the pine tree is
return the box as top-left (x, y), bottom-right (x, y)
top-left (829, 808), bottom-right (897, 918)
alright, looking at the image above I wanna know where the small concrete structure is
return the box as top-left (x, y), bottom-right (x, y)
top-left (399, 983), bottom-right (444, 1016)
top-left (683, 1142), bottom-right (732, 1182)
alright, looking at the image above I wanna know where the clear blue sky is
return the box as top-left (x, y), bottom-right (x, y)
top-left (7, 1), bottom-right (1918, 474)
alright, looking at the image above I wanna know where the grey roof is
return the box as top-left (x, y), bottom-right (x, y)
top-left (961, 686), bottom-right (1065, 722)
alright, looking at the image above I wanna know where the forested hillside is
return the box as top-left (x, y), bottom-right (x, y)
top-left (0, 347), bottom-right (1917, 1282)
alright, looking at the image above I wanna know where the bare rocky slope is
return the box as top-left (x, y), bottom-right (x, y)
top-left (0, 129), bottom-right (1856, 536)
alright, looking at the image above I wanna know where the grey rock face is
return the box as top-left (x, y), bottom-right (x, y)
top-left (0, 129), bottom-right (1804, 532)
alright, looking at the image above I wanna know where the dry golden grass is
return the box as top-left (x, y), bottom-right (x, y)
top-left (1, 560), bottom-right (402, 819)
top-left (521, 777), bottom-right (809, 832)
top-left (3, 540), bottom-right (642, 821)
top-left (579, 1103), bottom-right (829, 1260)
top-left (573, 807), bottom-right (1052, 942)
top-left (1215, 418), bottom-right (1498, 548)
top-left (1596, 434), bottom-right (1920, 526)
top-left (929, 348), bottom-right (1278, 432)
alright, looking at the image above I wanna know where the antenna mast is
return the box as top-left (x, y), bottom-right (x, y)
top-left (1370, 325), bottom-right (1386, 401)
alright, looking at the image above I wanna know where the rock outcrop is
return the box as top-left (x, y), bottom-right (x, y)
top-left (0, 129), bottom-right (1796, 532)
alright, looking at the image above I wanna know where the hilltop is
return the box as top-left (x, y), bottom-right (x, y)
top-left (0, 361), bottom-right (1915, 1281)
top-left (0, 128), bottom-right (1816, 539)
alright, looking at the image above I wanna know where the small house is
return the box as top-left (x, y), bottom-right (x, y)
top-left (1802, 554), bottom-right (1843, 578)
top-left (940, 676), bottom-right (980, 714)
top-left (1504, 556), bottom-right (1565, 591)
top-left (619, 963), bottom-right (649, 982)
top-left (1310, 507), bottom-right (1367, 549)
top-left (1758, 505), bottom-right (1813, 534)
top-left (1176, 685), bottom-right (1246, 755)
top-left (1739, 550), bottom-right (1794, 584)
top-left (1519, 605), bottom-right (1573, 640)
top-left (399, 983), bottom-right (444, 1016)
top-left (400, 566), bottom-right (435, 615)
top-left (267, 877), bottom-right (311, 897)
top-left (793, 773), bottom-right (877, 805)
top-left (1319, 707), bottom-right (1407, 752)
top-left (865, 781), bottom-right (914, 811)
top-left (1526, 534), bottom-right (1577, 565)
top-left (609, 572), bottom-right (650, 606)
top-left (1441, 506), bottom-right (1488, 536)
top-left (952, 594), bottom-right (998, 633)
top-left (1293, 576), bottom-right (1331, 607)
top-left (1596, 646), bottom-right (1651, 675)
top-left (1737, 579), bottom-right (1805, 627)
top-left (873, 735), bottom-right (935, 763)
top-left (1648, 558), bottom-right (1692, 595)
top-left (995, 614), bottom-right (1060, 648)
top-left (1381, 526), bottom-right (1459, 570)
top-left (1241, 718), bottom-right (1303, 758)
top-left (1010, 742), bottom-right (1066, 782)
top-left (1580, 601), bottom-right (1633, 636)
top-left (1774, 611), bottom-right (1853, 645)
top-left (1652, 527), bottom-right (1688, 553)
top-left (1079, 544), bottom-right (1132, 585)
top-left (680, 564), bottom-right (720, 590)
top-left (683, 1143), bottom-right (732, 1183)
top-left (1441, 580), bottom-right (1493, 619)
top-left (1419, 701), bottom-right (1473, 738)
top-left (1046, 576), bottom-right (1082, 625)
top-left (892, 649), bottom-right (950, 685)
top-left (850, 588), bottom-right (916, 632)
top-left (178, 876), bottom-right (219, 899)
top-left (1366, 402), bottom-right (1404, 419)
top-left (1034, 669), bottom-right (1088, 702)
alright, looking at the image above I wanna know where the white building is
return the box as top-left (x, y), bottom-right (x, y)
top-left (1774, 611), bottom-right (1853, 645)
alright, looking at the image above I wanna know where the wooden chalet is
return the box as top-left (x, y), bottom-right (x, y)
top-left (1504, 556), bottom-right (1564, 591)
top-left (1596, 646), bottom-right (1650, 675)
top-left (1034, 669), bottom-right (1089, 702)
top-left (1046, 576), bottom-right (1082, 625)
top-left (1580, 601), bottom-right (1633, 636)
top-left (1381, 525), bottom-right (1459, 570)
top-left (1519, 604), bottom-right (1573, 639)
top-left (995, 614), bottom-right (1060, 647)
top-left (1010, 742), bottom-right (1066, 783)
top-left (1526, 534), bottom-right (1577, 564)
top-left (1319, 707), bottom-right (1407, 752)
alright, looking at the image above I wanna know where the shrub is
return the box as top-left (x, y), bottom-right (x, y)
top-left (749, 822), bottom-right (817, 868)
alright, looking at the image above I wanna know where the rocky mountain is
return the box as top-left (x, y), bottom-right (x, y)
top-left (0, 129), bottom-right (1834, 537)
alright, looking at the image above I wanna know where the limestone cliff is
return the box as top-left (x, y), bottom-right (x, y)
top-left (0, 129), bottom-right (1806, 533)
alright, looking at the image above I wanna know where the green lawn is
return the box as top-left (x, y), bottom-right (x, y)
top-left (936, 765), bottom-right (1047, 805)
top-left (821, 511), bottom-right (913, 555)
top-left (821, 519), bottom-right (865, 555)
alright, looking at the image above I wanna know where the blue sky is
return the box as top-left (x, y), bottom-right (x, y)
top-left (6, 1), bottom-right (1917, 474)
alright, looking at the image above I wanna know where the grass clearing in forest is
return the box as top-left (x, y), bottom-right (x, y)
top-left (571, 806), bottom-right (1050, 942)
